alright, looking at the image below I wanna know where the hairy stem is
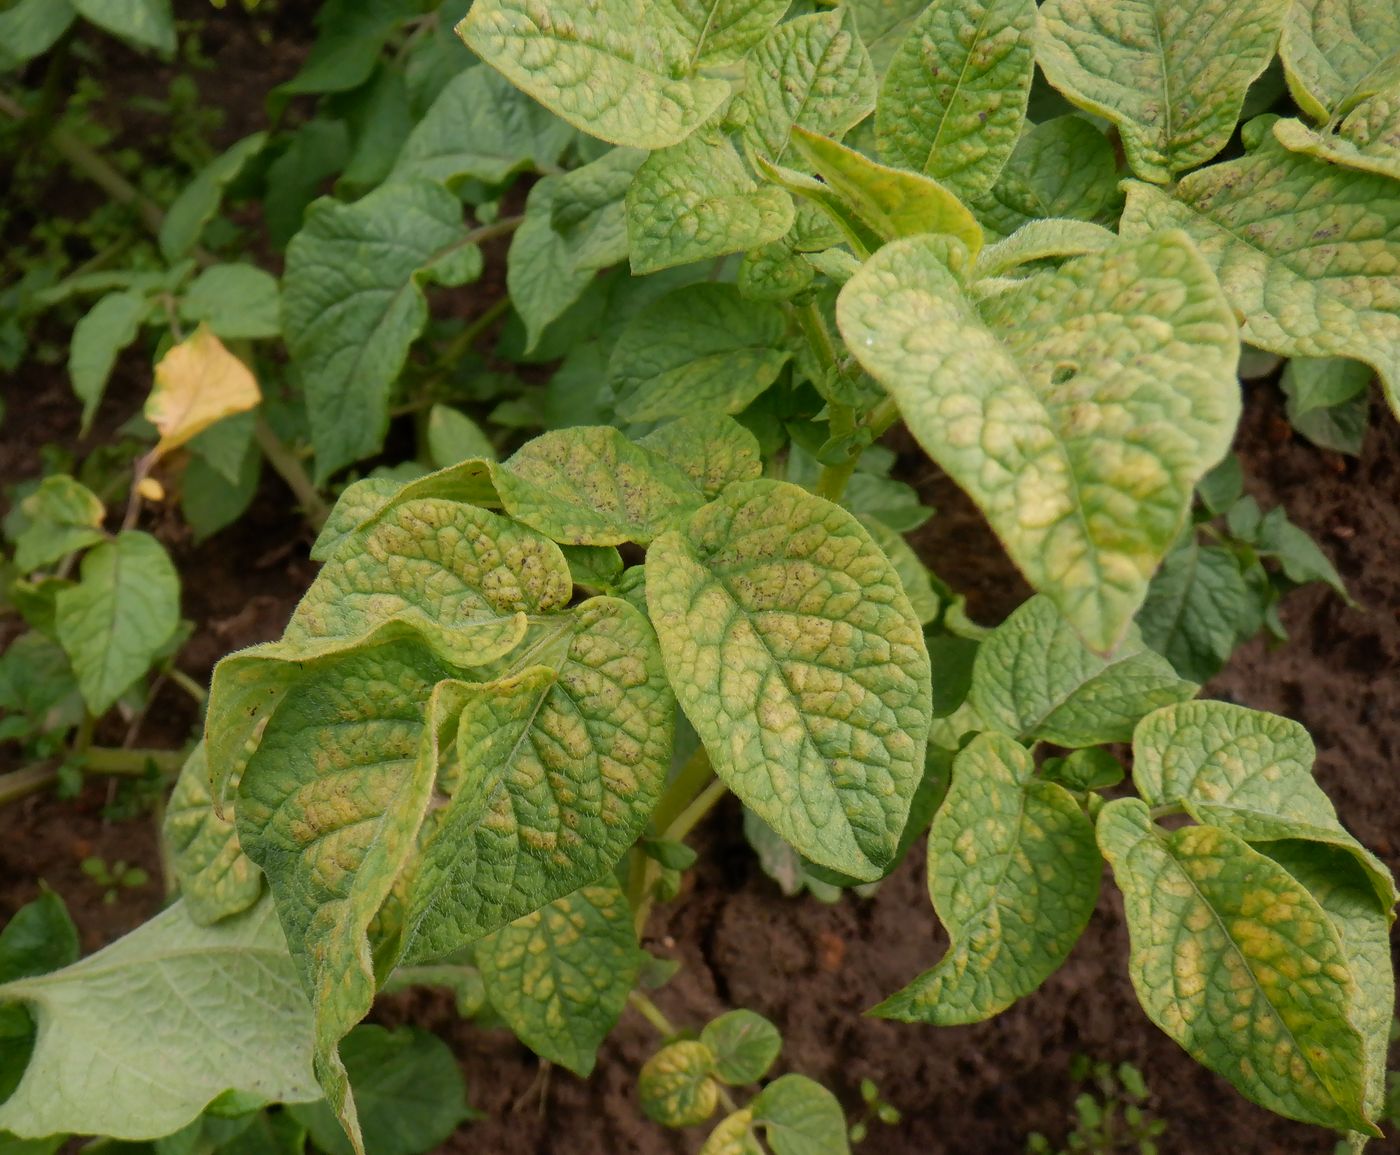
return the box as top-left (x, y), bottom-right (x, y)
top-left (166, 666), bottom-right (209, 706)
top-left (255, 414), bottom-right (330, 528)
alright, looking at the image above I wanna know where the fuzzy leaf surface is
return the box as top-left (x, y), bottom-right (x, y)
top-left (874, 733), bottom-right (1099, 1023)
top-left (637, 416), bottom-right (763, 499)
top-left (647, 479), bottom-right (931, 880)
top-left (838, 231), bottom-right (1240, 651)
top-left (0, 898), bottom-right (317, 1140)
top-left (457, 0), bottom-right (730, 148)
top-left (1098, 799), bottom-right (1374, 1134)
top-left (1120, 135), bottom-right (1400, 420)
top-left (968, 595), bottom-right (1196, 748)
top-left (475, 876), bottom-right (643, 1075)
top-left (1273, 87), bottom-right (1400, 182)
top-left (282, 181), bottom-right (483, 482)
top-left (876, 0), bottom-right (1036, 198)
top-left (1278, 0), bottom-right (1400, 120)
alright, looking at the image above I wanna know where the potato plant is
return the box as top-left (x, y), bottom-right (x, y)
top-left (1, 0), bottom-right (1398, 1153)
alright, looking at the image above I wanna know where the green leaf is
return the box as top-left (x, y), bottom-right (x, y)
top-left (838, 231), bottom-right (1240, 652)
top-left (610, 285), bottom-right (791, 422)
top-left (457, 0), bottom-right (731, 148)
top-left (787, 127), bottom-right (984, 258)
top-left (279, 0), bottom-right (419, 96)
top-left (159, 134), bottom-right (267, 262)
top-left (876, 0), bottom-right (1036, 198)
top-left (55, 530), bottom-right (179, 715)
top-left (397, 598), bottom-right (673, 963)
top-left (858, 516), bottom-right (940, 626)
top-left (1278, 0), bottom-right (1400, 120)
top-left (660, 0), bottom-right (789, 66)
top-left (626, 132), bottom-right (795, 275)
top-left (750, 1075), bottom-right (850, 1155)
top-left (71, 0), bottom-right (174, 54)
top-left (700, 1010), bottom-right (782, 1086)
top-left (183, 435), bottom-right (261, 544)
top-left (1273, 87), bottom-right (1400, 182)
top-left (287, 1025), bottom-right (473, 1155)
top-left (1119, 134), bottom-right (1400, 421)
top-left (1135, 534), bottom-right (1257, 682)
top-left (740, 9), bottom-right (878, 161)
top-left (636, 415), bottom-right (764, 499)
top-left (264, 119), bottom-right (351, 248)
top-left (639, 1040), bottom-right (720, 1127)
top-left (970, 115), bottom-right (1121, 237)
top-left (0, 0), bottom-right (75, 73)
top-left (0, 898), bottom-right (318, 1141)
top-left (507, 149), bottom-right (644, 350)
top-left (1265, 842), bottom-right (1395, 1129)
top-left (11, 475), bottom-right (105, 573)
top-left (1131, 700), bottom-right (1395, 910)
top-left (496, 426), bottom-right (706, 546)
top-left (427, 405), bottom-right (496, 468)
top-left (1253, 506), bottom-right (1350, 600)
top-left (1036, 0), bottom-right (1290, 183)
top-left (0, 893), bottom-right (78, 986)
top-left (282, 181), bottom-right (484, 482)
top-left (390, 65), bottom-right (573, 188)
top-left (475, 876), bottom-right (644, 1076)
top-left (700, 1108), bottom-right (762, 1155)
top-left (967, 595), bottom-right (1196, 748)
top-left (180, 264), bottom-right (281, 341)
top-left (235, 638), bottom-right (455, 1149)
top-left (163, 743), bottom-right (263, 926)
top-left (1096, 798), bottom-right (1374, 1135)
top-left (739, 240), bottom-right (816, 302)
top-left (1044, 746), bottom-right (1123, 792)
top-left (873, 732), bottom-right (1100, 1024)
top-left (848, 0), bottom-right (927, 74)
top-left (973, 218), bottom-right (1116, 279)
top-left (647, 479), bottom-right (932, 880)
top-left (69, 290), bottom-right (151, 434)
top-left (1281, 358), bottom-right (1372, 456)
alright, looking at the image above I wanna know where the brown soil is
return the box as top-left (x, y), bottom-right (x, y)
top-left (2, 5), bottom-right (1398, 1153)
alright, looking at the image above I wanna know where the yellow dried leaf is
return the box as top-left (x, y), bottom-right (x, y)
top-left (147, 324), bottom-right (260, 461)
top-left (135, 477), bottom-right (166, 502)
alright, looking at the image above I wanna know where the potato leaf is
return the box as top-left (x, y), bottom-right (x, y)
top-left (147, 326), bottom-right (262, 463)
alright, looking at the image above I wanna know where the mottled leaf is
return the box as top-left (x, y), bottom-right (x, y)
top-left (475, 876), bottom-right (644, 1075)
top-left (0, 898), bottom-right (317, 1141)
top-left (700, 1109), bottom-right (763, 1155)
top-left (610, 285), bottom-right (791, 422)
top-left (874, 733), bottom-right (1100, 1023)
top-left (1037, 0), bottom-right (1290, 183)
top-left (637, 415), bottom-right (764, 499)
top-left (639, 1040), bottom-right (720, 1127)
top-left (1119, 134), bottom-right (1400, 420)
top-left (1097, 799), bottom-right (1374, 1134)
top-left (1273, 87), bottom-right (1400, 182)
top-left (788, 127), bottom-right (984, 258)
top-left (55, 530), bottom-right (180, 714)
top-left (457, 0), bottom-right (730, 148)
top-left (838, 231), bottom-right (1240, 651)
top-left (968, 595), bottom-right (1196, 748)
top-left (164, 742), bottom-right (263, 926)
top-left (973, 218), bottom-right (1115, 278)
top-left (647, 479), bottom-right (931, 880)
top-left (626, 132), bottom-right (795, 275)
top-left (1278, 0), bottom-right (1400, 120)
top-left (740, 9), bottom-right (878, 161)
top-left (876, 0), bottom-right (1036, 197)
top-left (659, 0), bottom-right (789, 66)
top-left (1132, 700), bottom-right (1395, 909)
top-left (496, 426), bottom-right (706, 546)
top-left (147, 326), bottom-right (262, 463)
top-left (849, 0), bottom-right (927, 74)
top-left (282, 181), bottom-right (483, 482)
top-left (398, 597), bottom-right (674, 962)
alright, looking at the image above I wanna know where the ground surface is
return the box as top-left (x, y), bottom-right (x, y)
top-left (1, 5), bottom-right (1397, 1153)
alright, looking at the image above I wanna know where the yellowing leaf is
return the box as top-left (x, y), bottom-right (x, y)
top-left (146, 325), bottom-right (261, 462)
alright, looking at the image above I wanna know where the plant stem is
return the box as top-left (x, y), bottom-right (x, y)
top-left (815, 455), bottom-right (859, 503)
top-left (1147, 802), bottom-right (1186, 821)
top-left (666, 778), bottom-right (728, 844)
top-left (0, 746), bottom-right (185, 809)
top-left (650, 746), bottom-right (716, 836)
top-left (255, 414), bottom-right (330, 529)
top-left (166, 666), bottom-right (208, 705)
top-left (0, 764), bottom-right (60, 808)
top-left (440, 290), bottom-right (511, 367)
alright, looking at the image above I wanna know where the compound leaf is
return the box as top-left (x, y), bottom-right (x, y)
top-left (647, 479), bottom-right (931, 880)
top-left (398, 597), bottom-right (674, 962)
top-left (1120, 134), bottom-right (1400, 421)
top-left (611, 285), bottom-right (791, 422)
top-left (626, 132), bottom-right (795, 276)
top-left (164, 742), bottom-right (264, 926)
top-left (740, 9), bottom-right (877, 161)
top-left (282, 181), bottom-right (483, 482)
top-left (1278, 0), bottom-right (1400, 121)
top-left (838, 231), bottom-right (1240, 652)
top-left (874, 733), bottom-right (1100, 1024)
top-left (55, 530), bottom-right (180, 715)
top-left (1131, 701), bottom-right (1396, 910)
top-left (390, 65), bottom-right (573, 188)
top-left (637, 415), bottom-right (763, 499)
top-left (1037, 0), bottom-right (1290, 183)
top-left (496, 426), bottom-right (705, 546)
top-left (876, 0), bottom-right (1036, 198)
top-left (0, 898), bottom-right (317, 1141)
top-left (475, 876), bottom-right (644, 1076)
top-left (457, 0), bottom-right (730, 148)
top-left (968, 595), bottom-right (1196, 748)
top-left (1097, 799), bottom-right (1374, 1135)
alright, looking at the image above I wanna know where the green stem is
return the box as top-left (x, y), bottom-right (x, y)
top-left (1147, 802), bottom-right (1186, 821)
top-left (439, 293), bottom-right (511, 367)
top-left (0, 765), bottom-right (60, 808)
top-left (0, 746), bottom-right (185, 808)
top-left (255, 414), bottom-right (329, 529)
top-left (166, 666), bottom-right (208, 705)
top-left (650, 746), bottom-right (715, 836)
top-left (667, 777), bottom-right (728, 844)
top-left (815, 455), bottom-right (859, 503)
